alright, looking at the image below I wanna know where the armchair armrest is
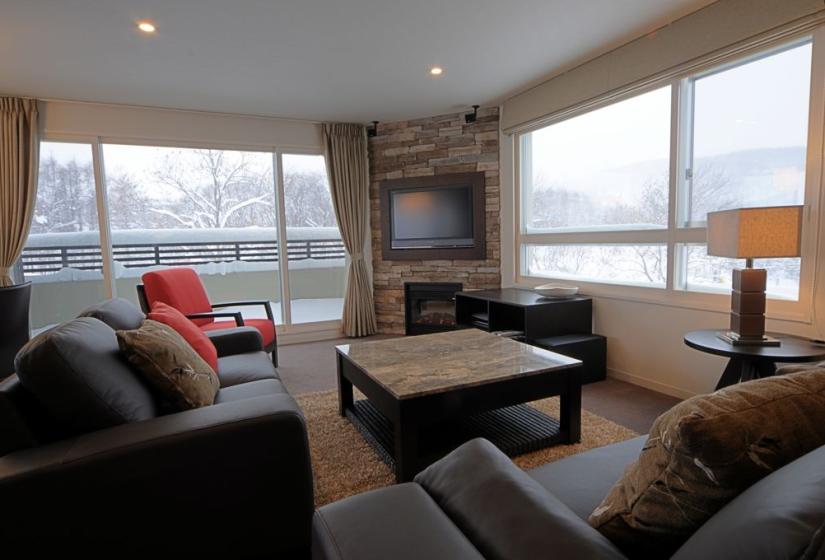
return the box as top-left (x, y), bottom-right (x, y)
top-left (0, 394), bottom-right (314, 557)
top-left (213, 300), bottom-right (275, 321)
top-left (186, 311), bottom-right (245, 326)
top-left (205, 326), bottom-right (264, 356)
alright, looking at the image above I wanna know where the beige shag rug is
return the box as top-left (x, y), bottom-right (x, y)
top-left (296, 390), bottom-right (638, 507)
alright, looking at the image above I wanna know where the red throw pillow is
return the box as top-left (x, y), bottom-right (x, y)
top-left (147, 302), bottom-right (219, 372)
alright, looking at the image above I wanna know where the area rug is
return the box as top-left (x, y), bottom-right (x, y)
top-left (296, 390), bottom-right (639, 507)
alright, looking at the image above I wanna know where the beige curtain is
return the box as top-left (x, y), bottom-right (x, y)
top-left (323, 123), bottom-right (377, 337)
top-left (0, 98), bottom-right (39, 287)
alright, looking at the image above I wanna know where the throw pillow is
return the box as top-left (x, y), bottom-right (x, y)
top-left (147, 301), bottom-right (219, 371)
top-left (588, 367), bottom-right (825, 558)
top-left (117, 320), bottom-right (220, 411)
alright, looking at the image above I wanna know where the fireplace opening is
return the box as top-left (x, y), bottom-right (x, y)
top-left (404, 282), bottom-right (463, 336)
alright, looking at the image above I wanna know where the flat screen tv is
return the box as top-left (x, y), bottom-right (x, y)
top-left (390, 185), bottom-right (473, 249)
top-left (380, 172), bottom-right (485, 261)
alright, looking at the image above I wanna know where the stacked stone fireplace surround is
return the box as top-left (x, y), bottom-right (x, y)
top-left (368, 107), bottom-right (502, 334)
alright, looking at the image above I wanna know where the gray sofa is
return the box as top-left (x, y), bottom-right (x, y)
top-left (0, 299), bottom-right (314, 558)
top-left (313, 434), bottom-right (825, 559)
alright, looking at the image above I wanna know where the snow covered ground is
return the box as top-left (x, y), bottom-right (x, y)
top-left (222, 298), bottom-right (344, 325)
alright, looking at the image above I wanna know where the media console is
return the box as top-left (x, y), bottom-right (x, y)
top-left (455, 288), bottom-right (606, 384)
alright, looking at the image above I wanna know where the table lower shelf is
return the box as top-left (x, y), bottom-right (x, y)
top-left (345, 399), bottom-right (566, 471)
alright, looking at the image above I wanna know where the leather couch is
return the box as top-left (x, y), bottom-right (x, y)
top-left (0, 299), bottom-right (313, 558)
top-left (313, 435), bottom-right (825, 559)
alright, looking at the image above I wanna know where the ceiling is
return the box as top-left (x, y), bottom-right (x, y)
top-left (0, 0), bottom-right (717, 123)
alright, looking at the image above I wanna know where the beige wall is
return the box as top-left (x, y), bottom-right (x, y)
top-left (502, 0), bottom-right (825, 132)
top-left (39, 99), bottom-right (322, 150)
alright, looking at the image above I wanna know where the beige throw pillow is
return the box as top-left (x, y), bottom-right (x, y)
top-left (117, 320), bottom-right (219, 410)
top-left (588, 367), bottom-right (825, 557)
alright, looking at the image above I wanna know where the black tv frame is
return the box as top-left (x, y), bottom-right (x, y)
top-left (379, 172), bottom-right (486, 261)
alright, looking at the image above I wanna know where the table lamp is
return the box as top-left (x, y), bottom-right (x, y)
top-left (706, 205), bottom-right (803, 347)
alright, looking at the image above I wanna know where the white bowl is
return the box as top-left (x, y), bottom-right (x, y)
top-left (534, 284), bottom-right (579, 298)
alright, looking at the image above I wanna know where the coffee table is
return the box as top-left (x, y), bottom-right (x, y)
top-left (336, 329), bottom-right (583, 482)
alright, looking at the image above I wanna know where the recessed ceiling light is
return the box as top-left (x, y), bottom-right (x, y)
top-left (430, 66), bottom-right (444, 76)
top-left (137, 21), bottom-right (156, 33)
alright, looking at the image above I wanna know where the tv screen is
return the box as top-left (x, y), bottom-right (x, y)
top-left (390, 185), bottom-right (474, 249)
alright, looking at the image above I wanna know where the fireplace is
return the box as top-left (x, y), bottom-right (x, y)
top-left (404, 282), bottom-right (463, 336)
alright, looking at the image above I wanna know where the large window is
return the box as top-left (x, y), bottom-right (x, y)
top-left (22, 142), bottom-right (107, 329)
top-left (518, 37), bottom-right (815, 304)
top-left (20, 141), bottom-right (344, 330)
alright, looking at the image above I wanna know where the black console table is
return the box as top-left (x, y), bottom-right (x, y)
top-left (455, 288), bottom-right (606, 383)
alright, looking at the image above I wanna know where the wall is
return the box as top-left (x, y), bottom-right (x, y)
top-left (502, 0), bottom-right (825, 132)
top-left (39, 99), bottom-right (322, 150)
top-left (368, 108), bottom-right (501, 334)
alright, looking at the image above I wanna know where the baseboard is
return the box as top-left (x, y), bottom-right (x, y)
top-left (279, 326), bottom-right (344, 345)
top-left (606, 367), bottom-right (697, 400)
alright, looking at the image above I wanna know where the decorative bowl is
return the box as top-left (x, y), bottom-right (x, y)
top-left (533, 283), bottom-right (579, 298)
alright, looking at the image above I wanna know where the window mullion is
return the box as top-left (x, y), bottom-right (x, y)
top-left (91, 138), bottom-right (116, 299)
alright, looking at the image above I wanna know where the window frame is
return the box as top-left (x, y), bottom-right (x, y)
top-left (514, 27), bottom-right (825, 324)
top-left (32, 133), bottom-right (343, 334)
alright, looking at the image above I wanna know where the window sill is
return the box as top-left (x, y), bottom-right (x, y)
top-left (514, 275), bottom-right (812, 325)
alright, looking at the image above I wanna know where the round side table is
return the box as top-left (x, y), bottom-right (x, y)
top-left (684, 330), bottom-right (825, 390)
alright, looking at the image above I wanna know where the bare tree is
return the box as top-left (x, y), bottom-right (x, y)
top-left (150, 149), bottom-right (274, 228)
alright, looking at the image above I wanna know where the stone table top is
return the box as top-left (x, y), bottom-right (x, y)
top-left (336, 329), bottom-right (582, 400)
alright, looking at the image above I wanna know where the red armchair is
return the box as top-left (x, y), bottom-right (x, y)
top-left (136, 268), bottom-right (278, 366)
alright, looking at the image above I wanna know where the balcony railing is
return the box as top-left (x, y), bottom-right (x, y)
top-left (21, 238), bottom-right (346, 276)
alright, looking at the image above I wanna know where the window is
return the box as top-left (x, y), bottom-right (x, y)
top-left (685, 42), bottom-right (811, 224)
top-left (517, 37), bottom-right (816, 305)
top-left (522, 86), bottom-right (671, 232)
top-left (281, 153), bottom-right (345, 324)
top-left (526, 244), bottom-right (667, 287)
top-left (102, 144), bottom-right (283, 322)
top-left (22, 142), bottom-right (107, 329)
top-left (21, 140), bottom-right (344, 331)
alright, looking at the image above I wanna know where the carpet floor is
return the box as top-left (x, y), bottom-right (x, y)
top-left (296, 389), bottom-right (638, 507)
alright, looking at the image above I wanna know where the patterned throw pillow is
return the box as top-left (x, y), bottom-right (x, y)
top-left (117, 320), bottom-right (220, 411)
top-left (588, 367), bottom-right (825, 558)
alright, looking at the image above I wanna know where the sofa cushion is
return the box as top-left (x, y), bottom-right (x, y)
top-left (147, 302), bottom-right (219, 371)
top-left (15, 317), bottom-right (157, 435)
top-left (529, 436), bottom-right (646, 520)
top-left (214, 379), bottom-right (288, 404)
top-left (217, 352), bottom-right (279, 388)
top-left (415, 438), bottom-right (625, 560)
top-left (313, 483), bottom-right (485, 560)
top-left (672, 443), bottom-right (825, 560)
top-left (79, 298), bottom-right (145, 331)
top-left (117, 320), bottom-right (220, 411)
top-left (589, 368), bottom-right (825, 558)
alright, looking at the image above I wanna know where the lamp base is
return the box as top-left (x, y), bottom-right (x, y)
top-left (717, 331), bottom-right (780, 347)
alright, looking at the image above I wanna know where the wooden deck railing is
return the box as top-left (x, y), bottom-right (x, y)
top-left (21, 238), bottom-right (346, 275)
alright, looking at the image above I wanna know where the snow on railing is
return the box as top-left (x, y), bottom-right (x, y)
top-left (22, 227), bottom-right (345, 277)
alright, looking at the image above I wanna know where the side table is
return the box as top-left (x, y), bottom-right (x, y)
top-left (684, 330), bottom-right (825, 390)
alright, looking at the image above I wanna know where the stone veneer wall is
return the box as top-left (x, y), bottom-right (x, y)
top-left (368, 107), bottom-right (501, 334)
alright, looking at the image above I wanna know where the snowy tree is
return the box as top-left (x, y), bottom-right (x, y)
top-left (149, 149), bottom-right (275, 229)
top-left (283, 170), bottom-right (337, 228)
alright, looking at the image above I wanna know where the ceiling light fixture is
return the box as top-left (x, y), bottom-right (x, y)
top-left (429, 66), bottom-right (444, 76)
top-left (137, 21), bottom-right (156, 33)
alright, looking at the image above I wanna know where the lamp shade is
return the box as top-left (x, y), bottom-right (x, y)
top-left (706, 205), bottom-right (803, 259)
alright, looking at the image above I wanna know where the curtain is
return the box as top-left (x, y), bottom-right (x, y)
top-left (0, 98), bottom-right (39, 287)
top-left (322, 123), bottom-right (377, 337)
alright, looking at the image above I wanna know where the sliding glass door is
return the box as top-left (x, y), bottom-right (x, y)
top-left (281, 153), bottom-right (345, 324)
top-left (21, 140), bottom-right (345, 330)
top-left (102, 144), bottom-right (284, 321)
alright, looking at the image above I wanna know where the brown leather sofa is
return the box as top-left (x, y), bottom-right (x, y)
top-left (0, 299), bottom-right (313, 558)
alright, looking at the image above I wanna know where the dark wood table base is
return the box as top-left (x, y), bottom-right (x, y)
top-left (345, 399), bottom-right (571, 473)
top-left (338, 352), bottom-right (582, 482)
